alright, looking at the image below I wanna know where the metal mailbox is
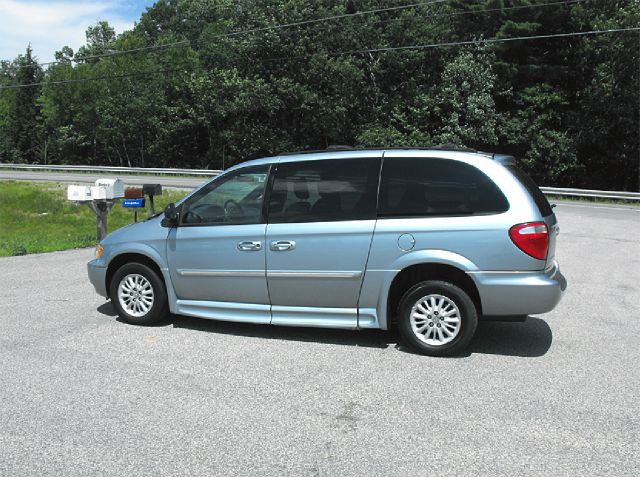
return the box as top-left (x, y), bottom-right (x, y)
top-left (94, 178), bottom-right (124, 199)
top-left (67, 185), bottom-right (93, 202)
top-left (142, 184), bottom-right (162, 196)
top-left (124, 187), bottom-right (143, 199)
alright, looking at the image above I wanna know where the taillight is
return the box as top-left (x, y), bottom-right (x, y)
top-left (509, 222), bottom-right (549, 260)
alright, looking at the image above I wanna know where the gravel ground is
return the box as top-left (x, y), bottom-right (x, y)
top-left (0, 202), bottom-right (638, 476)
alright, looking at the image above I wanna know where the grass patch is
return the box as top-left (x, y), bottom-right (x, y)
top-left (0, 181), bottom-right (188, 257)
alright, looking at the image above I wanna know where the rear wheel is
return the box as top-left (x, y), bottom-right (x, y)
top-left (398, 280), bottom-right (477, 357)
top-left (109, 262), bottom-right (168, 325)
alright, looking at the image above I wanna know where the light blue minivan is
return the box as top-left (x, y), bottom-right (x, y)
top-left (88, 147), bottom-right (566, 356)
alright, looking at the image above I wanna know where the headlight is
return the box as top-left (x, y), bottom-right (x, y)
top-left (96, 244), bottom-right (104, 259)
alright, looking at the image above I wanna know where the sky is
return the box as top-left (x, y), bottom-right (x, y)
top-left (0, 0), bottom-right (156, 63)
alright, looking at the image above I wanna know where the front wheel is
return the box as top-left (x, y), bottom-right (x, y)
top-left (398, 281), bottom-right (478, 357)
top-left (109, 262), bottom-right (168, 325)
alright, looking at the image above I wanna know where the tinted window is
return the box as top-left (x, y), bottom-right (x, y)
top-left (379, 158), bottom-right (509, 217)
top-left (181, 165), bottom-right (269, 225)
top-left (268, 158), bottom-right (381, 223)
top-left (506, 165), bottom-right (553, 217)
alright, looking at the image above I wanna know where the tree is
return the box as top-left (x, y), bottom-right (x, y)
top-left (1, 1), bottom-right (637, 189)
top-left (3, 46), bottom-right (43, 162)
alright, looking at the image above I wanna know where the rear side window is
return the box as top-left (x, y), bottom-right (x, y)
top-left (506, 165), bottom-right (553, 217)
top-left (378, 158), bottom-right (509, 217)
top-left (268, 158), bottom-right (381, 223)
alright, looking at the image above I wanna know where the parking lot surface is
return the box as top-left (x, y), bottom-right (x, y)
top-left (0, 202), bottom-right (638, 476)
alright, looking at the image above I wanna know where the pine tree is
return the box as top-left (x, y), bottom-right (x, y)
top-left (7, 46), bottom-right (43, 163)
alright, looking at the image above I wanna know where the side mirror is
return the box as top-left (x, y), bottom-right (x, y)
top-left (162, 203), bottom-right (179, 227)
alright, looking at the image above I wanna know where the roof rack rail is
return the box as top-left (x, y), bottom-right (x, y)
top-left (326, 145), bottom-right (355, 150)
top-left (277, 144), bottom-right (490, 156)
top-left (430, 143), bottom-right (478, 153)
top-left (278, 145), bottom-right (356, 156)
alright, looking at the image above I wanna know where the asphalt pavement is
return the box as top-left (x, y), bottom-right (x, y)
top-left (0, 203), bottom-right (638, 476)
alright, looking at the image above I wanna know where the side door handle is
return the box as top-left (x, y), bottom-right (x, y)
top-left (237, 241), bottom-right (262, 251)
top-left (270, 240), bottom-right (296, 251)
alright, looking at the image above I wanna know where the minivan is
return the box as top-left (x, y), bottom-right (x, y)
top-left (88, 147), bottom-right (566, 356)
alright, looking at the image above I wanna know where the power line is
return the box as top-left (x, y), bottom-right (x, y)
top-left (8, 0), bottom-right (585, 70)
top-left (273, 26), bottom-right (640, 62)
top-left (233, 0), bottom-right (587, 43)
top-left (74, 40), bottom-right (190, 63)
top-left (0, 67), bottom-right (192, 89)
top-left (2, 26), bottom-right (638, 90)
top-left (9, 0), bottom-right (450, 70)
top-left (10, 40), bottom-right (191, 70)
top-left (206, 0), bottom-right (450, 40)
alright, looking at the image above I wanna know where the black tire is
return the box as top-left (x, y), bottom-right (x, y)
top-left (109, 262), bottom-right (168, 326)
top-left (397, 280), bottom-right (478, 357)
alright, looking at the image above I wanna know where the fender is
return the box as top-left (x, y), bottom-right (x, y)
top-left (360, 249), bottom-right (479, 330)
top-left (105, 242), bottom-right (179, 314)
top-left (388, 249), bottom-right (479, 273)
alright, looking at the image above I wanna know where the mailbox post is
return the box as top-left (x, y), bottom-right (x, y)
top-left (67, 178), bottom-right (124, 242)
top-left (87, 200), bottom-right (115, 241)
top-left (123, 197), bottom-right (146, 222)
top-left (142, 184), bottom-right (163, 216)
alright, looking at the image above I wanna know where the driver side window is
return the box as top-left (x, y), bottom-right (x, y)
top-left (181, 165), bottom-right (269, 226)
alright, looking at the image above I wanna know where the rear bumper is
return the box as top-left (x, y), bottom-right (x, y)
top-left (87, 259), bottom-right (108, 298)
top-left (470, 261), bottom-right (567, 317)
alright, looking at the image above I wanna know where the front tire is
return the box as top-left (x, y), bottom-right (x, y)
top-left (398, 280), bottom-right (478, 357)
top-left (109, 262), bottom-right (168, 325)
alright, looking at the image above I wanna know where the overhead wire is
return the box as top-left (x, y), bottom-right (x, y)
top-left (6, 0), bottom-right (587, 70)
top-left (2, 26), bottom-right (638, 90)
top-left (8, 0), bottom-right (451, 70)
top-left (267, 26), bottom-right (640, 62)
top-left (231, 0), bottom-right (588, 44)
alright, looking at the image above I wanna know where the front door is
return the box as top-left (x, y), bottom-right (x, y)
top-left (167, 164), bottom-right (271, 323)
top-left (265, 156), bottom-right (382, 327)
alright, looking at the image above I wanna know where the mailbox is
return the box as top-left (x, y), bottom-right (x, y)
top-left (94, 178), bottom-right (124, 199)
top-left (143, 184), bottom-right (162, 196)
top-left (90, 185), bottom-right (108, 200)
top-left (124, 187), bottom-right (143, 199)
top-left (67, 185), bottom-right (93, 202)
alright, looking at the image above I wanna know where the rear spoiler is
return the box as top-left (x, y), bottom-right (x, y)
top-left (492, 154), bottom-right (517, 166)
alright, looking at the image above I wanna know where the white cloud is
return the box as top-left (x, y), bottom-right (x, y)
top-left (0, 0), bottom-right (136, 63)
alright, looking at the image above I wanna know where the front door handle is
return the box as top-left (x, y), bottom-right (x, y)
top-left (238, 241), bottom-right (262, 251)
top-left (270, 240), bottom-right (296, 251)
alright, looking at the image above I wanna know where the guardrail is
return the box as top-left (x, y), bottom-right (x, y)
top-left (0, 163), bottom-right (220, 177)
top-left (540, 187), bottom-right (640, 201)
top-left (1, 163), bottom-right (639, 201)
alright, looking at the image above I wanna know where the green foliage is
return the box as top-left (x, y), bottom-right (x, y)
top-left (1, 46), bottom-right (43, 163)
top-left (434, 50), bottom-right (500, 147)
top-left (0, 2), bottom-right (638, 190)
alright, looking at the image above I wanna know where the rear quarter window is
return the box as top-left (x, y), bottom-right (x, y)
top-left (506, 165), bottom-right (553, 217)
top-left (378, 158), bottom-right (509, 217)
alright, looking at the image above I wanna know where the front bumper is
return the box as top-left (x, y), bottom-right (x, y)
top-left (87, 259), bottom-right (108, 298)
top-left (470, 261), bottom-right (567, 317)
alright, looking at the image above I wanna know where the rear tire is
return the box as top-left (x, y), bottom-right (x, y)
top-left (398, 280), bottom-right (477, 357)
top-left (109, 262), bottom-right (168, 326)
